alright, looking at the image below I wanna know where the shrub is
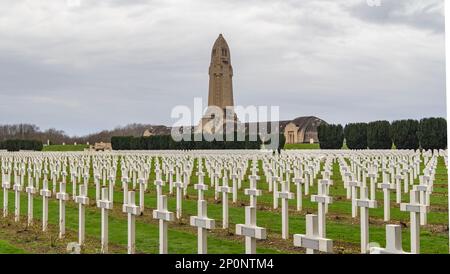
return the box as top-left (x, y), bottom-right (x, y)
top-left (367, 121), bottom-right (392, 149)
top-left (344, 123), bottom-right (367, 149)
top-left (391, 119), bottom-right (419, 149)
top-left (318, 124), bottom-right (344, 149)
top-left (418, 117), bottom-right (447, 150)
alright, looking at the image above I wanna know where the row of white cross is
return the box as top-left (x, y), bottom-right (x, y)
top-left (0, 148), bottom-right (446, 254)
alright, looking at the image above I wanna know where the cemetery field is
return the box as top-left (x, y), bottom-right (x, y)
top-left (0, 150), bottom-right (448, 254)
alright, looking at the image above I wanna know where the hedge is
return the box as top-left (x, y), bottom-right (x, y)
top-left (391, 119), bottom-right (420, 150)
top-left (344, 123), bottom-right (367, 149)
top-left (0, 139), bottom-right (43, 151)
top-left (111, 134), bottom-right (285, 150)
top-left (418, 117), bottom-right (447, 150)
top-left (367, 121), bottom-right (392, 149)
top-left (318, 124), bottom-right (344, 149)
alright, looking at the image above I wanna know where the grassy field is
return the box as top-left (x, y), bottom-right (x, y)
top-left (284, 143), bottom-right (349, 149)
top-left (284, 143), bottom-right (321, 149)
top-left (43, 144), bottom-right (88, 152)
top-left (0, 154), bottom-right (448, 254)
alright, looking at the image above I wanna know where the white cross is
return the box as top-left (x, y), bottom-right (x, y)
top-left (183, 170), bottom-right (189, 197)
top-left (83, 172), bottom-right (89, 191)
top-left (174, 178), bottom-right (184, 220)
top-left (152, 195), bottom-right (175, 254)
top-left (377, 181), bottom-right (395, 221)
top-left (123, 191), bottom-right (141, 254)
top-left (294, 177), bottom-right (305, 211)
top-left (354, 186), bottom-right (377, 253)
top-left (138, 178), bottom-right (146, 213)
top-left (94, 173), bottom-right (100, 201)
top-left (168, 169), bottom-right (174, 194)
top-left (270, 173), bottom-right (280, 209)
top-left (236, 206), bottom-right (267, 254)
top-left (311, 179), bottom-right (333, 237)
top-left (368, 172), bottom-right (377, 200)
top-left (190, 200), bottom-right (215, 254)
top-left (97, 187), bottom-right (113, 254)
top-left (25, 176), bottom-right (37, 226)
top-left (400, 190), bottom-right (428, 254)
top-left (370, 225), bottom-right (409, 254)
top-left (413, 183), bottom-right (430, 226)
top-left (56, 178), bottom-right (70, 239)
top-left (394, 174), bottom-right (403, 204)
top-left (237, 167), bottom-right (243, 189)
top-left (40, 178), bottom-right (52, 231)
top-left (231, 173), bottom-right (238, 203)
top-left (196, 169), bottom-right (205, 185)
top-left (303, 169), bottom-right (310, 195)
top-left (75, 184), bottom-right (90, 246)
top-left (154, 167), bottom-right (164, 194)
top-left (108, 175), bottom-right (115, 202)
top-left (213, 171), bottom-right (220, 200)
top-left (276, 180), bottom-right (294, 239)
top-left (347, 179), bottom-right (361, 218)
top-left (343, 172), bottom-right (352, 199)
top-left (399, 168), bottom-right (408, 193)
top-left (293, 214), bottom-right (333, 254)
top-left (194, 180), bottom-right (208, 201)
top-left (122, 177), bottom-right (129, 205)
top-left (267, 168), bottom-right (273, 193)
top-left (13, 179), bottom-right (22, 222)
top-left (218, 175), bottom-right (232, 229)
top-left (320, 179), bottom-right (333, 213)
top-left (245, 174), bottom-right (262, 207)
top-left (2, 179), bottom-right (10, 217)
top-left (71, 171), bottom-right (77, 201)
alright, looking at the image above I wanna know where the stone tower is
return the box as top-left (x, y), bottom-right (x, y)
top-left (197, 34), bottom-right (238, 134)
top-left (208, 34), bottom-right (234, 110)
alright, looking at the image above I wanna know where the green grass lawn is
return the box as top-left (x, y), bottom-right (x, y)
top-left (43, 144), bottom-right (88, 152)
top-left (284, 143), bottom-right (320, 149)
top-left (0, 156), bottom-right (448, 254)
top-left (0, 240), bottom-right (26, 254)
top-left (284, 143), bottom-right (349, 149)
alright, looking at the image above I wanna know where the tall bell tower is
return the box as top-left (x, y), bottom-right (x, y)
top-left (198, 34), bottom-right (238, 134)
top-left (208, 34), bottom-right (234, 109)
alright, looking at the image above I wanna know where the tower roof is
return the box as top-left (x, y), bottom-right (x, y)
top-left (212, 34), bottom-right (230, 52)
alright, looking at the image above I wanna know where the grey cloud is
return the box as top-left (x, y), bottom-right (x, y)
top-left (348, 0), bottom-right (444, 33)
top-left (0, 0), bottom-right (446, 135)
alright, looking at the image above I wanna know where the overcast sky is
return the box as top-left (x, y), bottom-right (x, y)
top-left (0, 0), bottom-right (446, 136)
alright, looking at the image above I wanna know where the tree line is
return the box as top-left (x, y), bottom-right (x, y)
top-left (0, 139), bottom-right (43, 151)
top-left (0, 123), bottom-right (170, 145)
top-left (111, 134), bottom-right (286, 150)
top-left (318, 117), bottom-right (447, 150)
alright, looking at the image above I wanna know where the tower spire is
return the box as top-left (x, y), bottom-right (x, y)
top-left (208, 34), bottom-right (234, 109)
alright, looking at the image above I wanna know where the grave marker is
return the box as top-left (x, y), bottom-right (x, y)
top-left (123, 191), bottom-right (141, 254)
top-left (236, 206), bottom-right (267, 254)
top-left (40, 179), bottom-right (52, 231)
top-left (293, 214), bottom-right (333, 254)
top-left (152, 195), bottom-right (174, 254)
top-left (190, 200), bottom-right (215, 254)
top-left (75, 184), bottom-right (89, 246)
